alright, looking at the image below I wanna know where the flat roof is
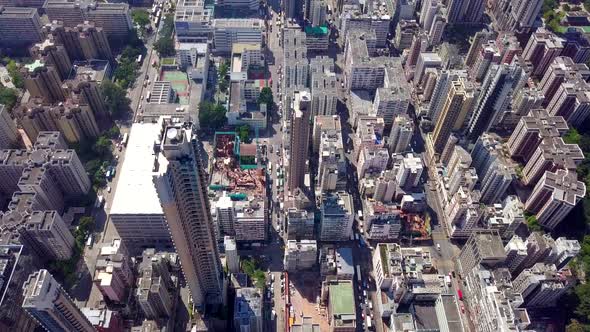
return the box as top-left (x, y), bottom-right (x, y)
top-left (329, 282), bottom-right (355, 315)
top-left (109, 122), bottom-right (166, 216)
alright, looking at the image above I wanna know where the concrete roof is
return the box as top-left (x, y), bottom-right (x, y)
top-left (109, 122), bottom-right (166, 216)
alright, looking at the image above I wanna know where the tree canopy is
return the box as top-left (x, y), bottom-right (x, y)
top-left (101, 80), bottom-right (132, 118)
top-left (131, 9), bottom-right (150, 27)
top-left (218, 61), bottom-right (230, 93)
top-left (237, 125), bottom-right (250, 143)
top-left (0, 87), bottom-right (18, 111)
top-left (154, 14), bottom-right (175, 56)
top-left (258, 87), bottom-right (273, 106)
top-left (6, 59), bottom-right (23, 89)
top-left (199, 102), bottom-right (227, 131)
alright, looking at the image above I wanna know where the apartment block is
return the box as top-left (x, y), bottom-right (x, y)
top-left (547, 237), bottom-right (581, 270)
top-left (395, 153), bottom-right (423, 190)
top-left (388, 114), bottom-right (413, 154)
top-left (213, 19), bottom-right (263, 54)
top-left (285, 240), bottom-right (318, 271)
top-left (525, 169), bottom-right (586, 230)
top-left (93, 239), bottom-right (134, 302)
top-left (546, 75), bottom-right (590, 126)
top-left (21, 60), bottom-right (66, 104)
top-left (286, 208), bottom-right (315, 240)
top-left (136, 249), bottom-right (175, 319)
top-left (174, 0), bottom-right (212, 43)
top-left (395, 20), bottom-right (419, 50)
top-left (22, 269), bottom-right (95, 331)
top-left (365, 201), bottom-right (402, 240)
top-left (320, 191), bottom-right (354, 242)
top-left (0, 7), bottom-right (43, 47)
top-left (153, 121), bottom-right (224, 308)
top-left (522, 137), bottom-right (583, 186)
top-left (538, 56), bottom-right (590, 106)
top-left (30, 38), bottom-right (72, 81)
top-left (310, 56), bottom-right (338, 116)
top-left (522, 28), bottom-right (564, 77)
top-left (0, 105), bottom-right (19, 149)
top-left (44, 0), bottom-right (132, 38)
top-left (458, 230), bottom-right (506, 274)
top-left (444, 187), bottom-right (482, 239)
top-left (288, 91), bottom-right (312, 192)
top-left (44, 21), bottom-right (114, 62)
top-left (512, 263), bottom-right (569, 308)
top-left (483, 195), bottom-right (524, 240)
top-left (234, 288), bottom-right (263, 332)
top-left (471, 133), bottom-right (515, 204)
top-left (507, 109), bottom-right (569, 161)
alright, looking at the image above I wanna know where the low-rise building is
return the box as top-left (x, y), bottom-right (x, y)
top-left (285, 240), bottom-right (318, 271)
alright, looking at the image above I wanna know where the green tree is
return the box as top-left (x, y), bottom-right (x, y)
top-left (6, 60), bottom-right (23, 89)
top-left (107, 125), bottom-right (121, 139)
top-left (131, 9), bottom-right (150, 27)
top-left (526, 215), bottom-right (542, 232)
top-left (567, 319), bottom-right (589, 332)
top-left (0, 87), bottom-right (18, 110)
top-left (199, 102), bottom-right (227, 130)
top-left (237, 125), bottom-right (250, 143)
top-left (576, 283), bottom-right (590, 321)
top-left (113, 59), bottom-right (138, 88)
top-left (92, 135), bottom-right (112, 157)
top-left (258, 86), bottom-right (273, 106)
top-left (218, 61), bottom-right (230, 93)
top-left (101, 80), bottom-right (131, 118)
top-left (121, 46), bottom-right (142, 60)
top-left (154, 36), bottom-right (175, 56)
top-left (566, 128), bottom-right (583, 145)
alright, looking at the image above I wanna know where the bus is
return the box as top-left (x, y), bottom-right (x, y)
top-left (122, 133), bottom-right (129, 146)
top-left (136, 54), bottom-right (142, 64)
top-left (356, 265), bottom-right (362, 283)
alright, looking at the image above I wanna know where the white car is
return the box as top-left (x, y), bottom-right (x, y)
top-left (107, 186), bottom-right (112, 193)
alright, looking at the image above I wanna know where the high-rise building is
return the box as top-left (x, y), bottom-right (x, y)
top-left (512, 263), bottom-right (569, 308)
top-left (137, 249), bottom-right (174, 319)
top-left (388, 114), bottom-right (413, 154)
top-left (174, 0), bottom-right (212, 43)
top-left (224, 237), bottom-right (240, 274)
top-left (492, 0), bottom-right (543, 32)
top-left (525, 169), bottom-right (586, 230)
top-left (308, 0), bottom-right (326, 26)
top-left (562, 30), bottom-right (590, 65)
top-left (284, 239), bottom-right (317, 271)
top-left (21, 60), bottom-right (66, 104)
top-left (234, 288), bottom-right (263, 332)
top-left (287, 206), bottom-right (315, 240)
top-left (320, 191), bottom-right (354, 241)
top-left (538, 57), bottom-right (590, 107)
top-left (414, 53), bottom-right (443, 88)
top-left (465, 29), bottom-right (494, 67)
top-left (522, 28), bottom-right (565, 77)
top-left (522, 137), bottom-right (583, 186)
top-left (467, 63), bottom-right (528, 140)
top-left (458, 230), bottom-right (506, 274)
top-left (43, 0), bottom-right (132, 38)
top-left (471, 133), bottom-right (515, 204)
top-left (546, 75), bottom-right (590, 126)
top-left (212, 19), bottom-right (263, 54)
top-left (507, 109), bottom-right (569, 161)
top-left (373, 58), bottom-right (411, 127)
top-left (427, 69), bottom-right (468, 122)
top-left (395, 20), bottom-right (419, 51)
top-left (30, 38), bottom-right (73, 81)
top-left (447, 0), bottom-right (485, 24)
top-left (93, 239), bottom-right (133, 303)
top-left (283, 27), bottom-right (308, 89)
top-left (547, 237), bottom-right (581, 270)
top-left (22, 269), bottom-right (95, 332)
top-left (310, 57), bottom-right (337, 116)
top-left (0, 7), bottom-right (43, 47)
top-left (469, 40), bottom-right (501, 82)
top-left (504, 235), bottom-right (528, 274)
top-left (395, 153), bottom-right (423, 190)
top-left (153, 121), bottom-right (224, 308)
top-left (287, 91), bottom-right (312, 192)
top-left (0, 105), bottom-right (20, 149)
top-left (44, 21), bottom-right (114, 62)
top-left (431, 77), bottom-right (476, 153)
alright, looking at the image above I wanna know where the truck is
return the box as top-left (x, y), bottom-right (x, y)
top-left (356, 265), bottom-right (362, 283)
top-left (366, 317), bottom-right (372, 329)
top-left (457, 289), bottom-right (463, 300)
top-left (122, 133), bottom-right (129, 147)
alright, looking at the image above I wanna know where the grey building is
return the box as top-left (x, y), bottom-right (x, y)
top-left (0, 7), bottom-right (43, 47)
top-left (234, 288), bottom-right (263, 332)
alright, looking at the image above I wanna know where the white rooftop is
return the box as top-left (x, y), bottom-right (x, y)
top-left (109, 122), bottom-right (167, 216)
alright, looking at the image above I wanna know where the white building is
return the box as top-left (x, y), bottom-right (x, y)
top-left (212, 19), bottom-right (263, 54)
top-left (284, 240), bottom-right (318, 271)
top-left (109, 121), bottom-right (172, 254)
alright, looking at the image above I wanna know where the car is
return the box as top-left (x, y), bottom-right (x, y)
top-left (437, 244), bottom-right (441, 251)
top-left (107, 186), bottom-right (112, 193)
top-left (460, 304), bottom-right (465, 313)
top-left (452, 271), bottom-right (456, 278)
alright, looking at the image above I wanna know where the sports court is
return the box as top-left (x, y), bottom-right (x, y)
top-left (159, 70), bottom-right (190, 105)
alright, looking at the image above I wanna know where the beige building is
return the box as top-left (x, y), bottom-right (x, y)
top-left (153, 120), bottom-right (224, 308)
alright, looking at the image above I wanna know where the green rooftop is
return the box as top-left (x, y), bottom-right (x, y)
top-left (24, 59), bottom-right (44, 72)
top-left (329, 282), bottom-right (355, 315)
top-left (305, 26), bottom-right (329, 36)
